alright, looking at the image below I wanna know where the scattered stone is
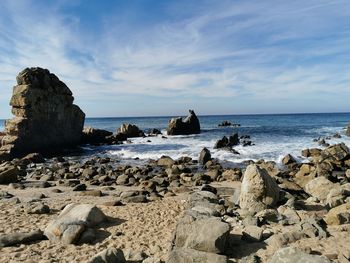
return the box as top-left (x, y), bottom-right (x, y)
top-left (44, 203), bottom-right (107, 244)
top-left (0, 230), bottom-right (44, 247)
top-left (0, 166), bottom-right (19, 184)
top-left (167, 110), bottom-right (200, 135)
top-left (324, 203), bottom-right (350, 225)
top-left (167, 248), bottom-right (227, 263)
top-left (88, 248), bottom-right (126, 263)
top-left (268, 246), bottom-right (331, 263)
top-left (172, 215), bottom-right (229, 253)
top-left (199, 148), bottom-right (211, 165)
top-left (282, 154), bottom-right (296, 165)
top-left (239, 164), bottom-right (280, 214)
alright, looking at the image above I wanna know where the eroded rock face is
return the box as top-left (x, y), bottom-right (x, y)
top-left (167, 110), bottom-right (200, 135)
top-left (0, 68), bottom-right (85, 159)
top-left (239, 164), bottom-right (280, 214)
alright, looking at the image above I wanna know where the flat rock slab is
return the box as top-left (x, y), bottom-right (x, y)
top-left (0, 230), bottom-right (44, 247)
top-left (44, 203), bottom-right (107, 244)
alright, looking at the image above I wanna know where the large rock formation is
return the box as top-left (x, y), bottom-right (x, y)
top-left (167, 110), bottom-right (200, 135)
top-left (0, 67), bottom-right (85, 159)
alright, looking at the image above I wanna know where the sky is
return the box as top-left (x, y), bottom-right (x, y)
top-left (1, 0), bottom-right (350, 118)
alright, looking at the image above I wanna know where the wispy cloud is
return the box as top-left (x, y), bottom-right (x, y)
top-left (0, 0), bottom-right (350, 118)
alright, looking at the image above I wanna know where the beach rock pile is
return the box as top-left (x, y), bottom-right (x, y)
top-left (167, 110), bottom-right (200, 135)
top-left (0, 67), bottom-right (85, 160)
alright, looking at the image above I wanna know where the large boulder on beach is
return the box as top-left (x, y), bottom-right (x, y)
top-left (239, 164), bottom-right (280, 214)
top-left (117, 123), bottom-right (144, 138)
top-left (44, 203), bottom-right (107, 244)
top-left (0, 67), bottom-right (85, 159)
top-left (167, 110), bottom-right (200, 135)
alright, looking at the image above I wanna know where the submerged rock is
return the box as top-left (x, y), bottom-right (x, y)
top-left (167, 110), bottom-right (200, 135)
top-left (0, 67), bottom-right (85, 160)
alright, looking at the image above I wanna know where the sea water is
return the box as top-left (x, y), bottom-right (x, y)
top-left (1, 113), bottom-right (350, 164)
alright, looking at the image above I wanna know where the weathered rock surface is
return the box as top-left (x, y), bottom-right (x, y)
top-left (0, 165), bottom-right (18, 184)
top-left (199, 148), bottom-right (211, 165)
top-left (167, 110), bottom-right (200, 135)
top-left (88, 248), bottom-right (126, 263)
top-left (82, 127), bottom-right (113, 145)
top-left (167, 248), bottom-right (227, 263)
top-left (44, 203), bottom-right (107, 244)
top-left (324, 203), bottom-right (350, 225)
top-left (0, 67), bottom-right (85, 159)
top-left (268, 247), bottom-right (331, 263)
top-left (172, 215), bottom-right (229, 253)
top-left (0, 230), bottom-right (44, 247)
top-left (239, 164), bottom-right (280, 213)
top-left (117, 123), bottom-right (144, 138)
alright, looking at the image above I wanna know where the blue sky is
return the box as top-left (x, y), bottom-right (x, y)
top-left (1, 0), bottom-right (350, 118)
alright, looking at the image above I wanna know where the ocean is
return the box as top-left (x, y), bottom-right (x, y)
top-left (1, 113), bottom-right (350, 165)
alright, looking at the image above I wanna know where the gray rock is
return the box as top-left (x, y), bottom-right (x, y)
top-left (199, 148), bottom-right (211, 165)
top-left (172, 215), bottom-right (229, 253)
top-left (167, 248), bottom-right (227, 263)
top-left (240, 164), bottom-right (280, 214)
top-left (44, 203), bottom-right (107, 244)
top-left (0, 230), bottom-right (44, 247)
top-left (268, 247), bottom-right (331, 263)
top-left (88, 248), bottom-right (126, 263)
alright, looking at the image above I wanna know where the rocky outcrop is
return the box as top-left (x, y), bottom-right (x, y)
top-left (239, 164), bottom-right (280, 214)
top-left (167, 110), bottom-right (200, 135)
top-left (117, 124), bottom-right (144, 138)
top-left (82, 127), bottom-right (113, 145)
top-left (0, 67), bottom-right (85, 159)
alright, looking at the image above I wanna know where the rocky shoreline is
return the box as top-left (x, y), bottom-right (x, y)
top-left (1, 68), bottom-right (350, 262)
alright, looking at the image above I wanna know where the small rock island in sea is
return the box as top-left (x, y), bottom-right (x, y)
top-left (0, 67), bottom-right (350, 262)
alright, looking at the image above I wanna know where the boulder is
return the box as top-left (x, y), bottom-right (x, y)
top-left (0, 166), bottom-right (18, 184)
top-left (199, 148), bottom-right (211, 165)
top-left (167, 110), bottom-right (200, 135)
top-left (282, 154), bottom-right (296, 165)
top-left (117, 123), bottom-right (144, 138)
top-left (44, 203), bottom-right (107, 244)
top-left (304, 177), bottom-right (337, 202)
top-left (0, 67), bottom-right (85, 159)
top-left (268, 247), bottom-right (331, 263)
top-left (82, 127), bottom-right (113, 145)
top-left (172, 215), bottom-right (229, 253)
top-left (0, 230), bottom-right (44, 247)
top-left (167, 248), bottom-right (227, 263)
top-left (324, 203), bottom-right (350, 225)
top-left (88, 248), bottom-right (126, 263)
top-left (239, 164), bottom-right (280, 214)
